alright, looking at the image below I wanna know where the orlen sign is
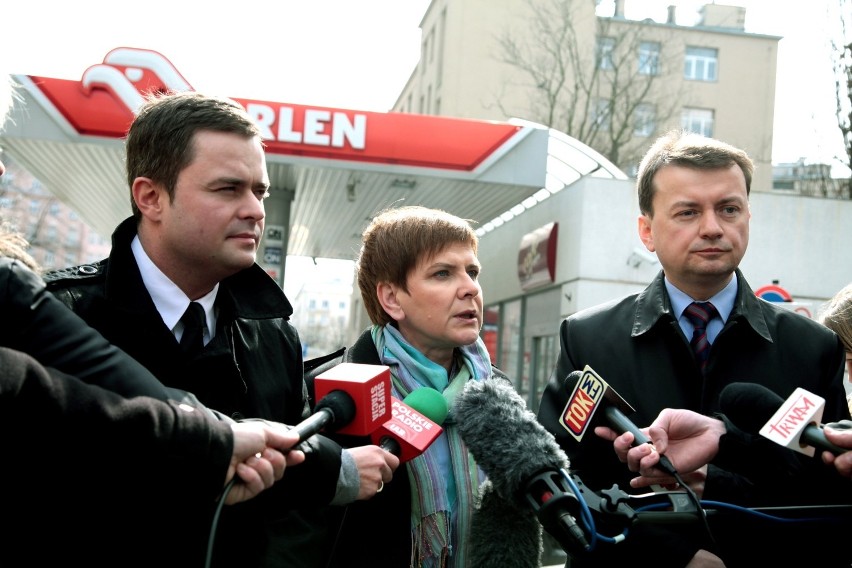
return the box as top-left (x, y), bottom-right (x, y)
top-left (25, 46), bottom-right (523, 171)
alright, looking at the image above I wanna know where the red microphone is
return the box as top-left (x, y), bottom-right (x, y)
top-left (371, 387), bottom-right (449, 463)
top-left (292, 363), bottom-right (391, 442)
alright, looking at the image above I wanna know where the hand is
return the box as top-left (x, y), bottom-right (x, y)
top-left (224, 421), bottom-right (306, 505)
top-left (595, 408), bottom-right (726, 490)
top-left (822, 424), bottom-right (852, 478)
top-left (347, 445), bottom-right (400, 500)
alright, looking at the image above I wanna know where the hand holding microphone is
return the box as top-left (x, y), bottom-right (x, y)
top-left (559, 367), bottom-right (678, 478)
top-left (822, 423), bottom-right (852, 478)
top-left (595, 408), bottom-right (727, 490)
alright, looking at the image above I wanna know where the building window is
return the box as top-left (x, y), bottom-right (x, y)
top-left (681, 107), bottom-right (714, 137)
top-left (638, 41), bottom-right (660, 75)
top-left (633, 103), bottom-right (656, 137)
top-left (684, 46), bottom-right (718, 81)
top-left (597, 37), bottom-right (616, 70)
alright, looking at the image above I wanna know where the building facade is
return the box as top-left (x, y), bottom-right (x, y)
top-left (0, 153), bottom-right (110, 270)
top-left (394, 0), bottom-right (778, 192)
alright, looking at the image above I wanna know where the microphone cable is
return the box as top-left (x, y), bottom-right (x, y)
top-left (205, 477), bottom-right (236, 568)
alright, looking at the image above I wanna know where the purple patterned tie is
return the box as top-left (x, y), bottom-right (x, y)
top-left (684, 302), bottom-right (718, 373)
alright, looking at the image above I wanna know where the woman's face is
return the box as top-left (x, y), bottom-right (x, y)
top-left (382, 242), bottom-right (483, 366)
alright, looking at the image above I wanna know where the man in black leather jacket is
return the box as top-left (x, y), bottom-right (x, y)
top-left (0, 79), bottom-right (300, 567)
top-left (44, 91), bottom-right (398, 568)
top-left (536, 130), bottom-right (851, 567)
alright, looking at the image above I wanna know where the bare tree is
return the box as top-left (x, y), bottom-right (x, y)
top-left (495, 0), bottom-right (687, 173)
top-left (830, 0), bottom-right (852, 198)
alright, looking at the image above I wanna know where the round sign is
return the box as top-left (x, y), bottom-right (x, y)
top-left (754, 284), bottom-right (793, 302)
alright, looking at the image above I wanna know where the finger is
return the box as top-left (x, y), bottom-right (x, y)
top-left (263, 449), bottom-right (287, 481)
top-left (234, 462), bottom-right (265, 493)
top-left (286, 449), bottom-right (306, 466)
top-left (626, 444), bottom-right (655, 471)
top-left (630, 474), bottom-right (676, 489)
top-left (594, 426), bottom-right (618, 441)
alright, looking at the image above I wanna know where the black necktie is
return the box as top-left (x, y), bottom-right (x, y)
top-left (179, 302), bottom-right (205, 356)
top-left (684, 301), bottom-right (718, 373)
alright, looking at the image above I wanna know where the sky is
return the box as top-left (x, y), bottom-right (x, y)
top-left (2, 0), bottom-right (848, 290)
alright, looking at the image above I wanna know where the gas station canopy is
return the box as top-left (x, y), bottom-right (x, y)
top-left (3, 47), bottom-right (625, 272)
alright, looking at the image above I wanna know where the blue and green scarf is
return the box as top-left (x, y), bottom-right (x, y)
top-left (372, 324), bottom-right (493, 567)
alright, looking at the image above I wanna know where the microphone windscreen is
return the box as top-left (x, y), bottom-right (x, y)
top-left (719, 382), bottom-right (785, 435)
top-left (455, 379), bottom-right (569, 504)
top-left (404, 387), bottom-right (449, 425)
top-left (314, 390), bottom-right (357, 432)
top-left (468, 479), bottom-right (542, 568)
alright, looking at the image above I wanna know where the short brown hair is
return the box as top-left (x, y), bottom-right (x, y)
top-left (356, 206), bottom-right (478, 326)
top-left (636, 129), bottom-right (754, 216)
top-left (125, 91), bottom-right (261, 220)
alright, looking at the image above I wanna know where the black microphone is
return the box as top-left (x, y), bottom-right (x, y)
top-left (455, 378), bottom-right (590, 561)
top-left (559, 367), bottom-right (678, 476)
top-left (719, 382), bottom-right (846, 456)
top-left (292, 363), bottom-right (392, 446)
top-left (290, 390), bottom-right (357, 442)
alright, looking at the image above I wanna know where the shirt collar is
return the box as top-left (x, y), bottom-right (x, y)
top-left (665, 272), bottom-right (738, 323)
top-left (131, 236), bottom-right (218, 332)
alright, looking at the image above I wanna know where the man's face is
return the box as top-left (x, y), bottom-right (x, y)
top-left (157, 130), bottom-right (270, 286)
top-left (637, 163), bottom-right (750, 299)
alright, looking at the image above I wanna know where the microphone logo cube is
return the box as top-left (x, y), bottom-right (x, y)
top-left (759, 387), bottom-right (826, 457)
top-left (559, 367), bottom-right (605, 442)
top-left (314, 363), bottom-right (391, 436)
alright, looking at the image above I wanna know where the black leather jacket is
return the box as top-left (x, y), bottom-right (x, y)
top-left (44, 216), bottom-right (345, 568)
top-left (1, 255), bottom-right (187, 401)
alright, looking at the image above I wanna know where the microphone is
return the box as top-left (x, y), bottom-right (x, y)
top-left (292, 363), bottom-right (392, 443)
top-left (558, 366), bottom-right (678, 476)
top-left (455, 378), bottom-right (591, 559)
top-left (371, 387), bottom-right (448, 462)
top-left (719, 382), bottom-right (846, 456)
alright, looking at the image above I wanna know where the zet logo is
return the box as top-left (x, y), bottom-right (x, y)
top-left (559, 366), bottom-right (606, 442)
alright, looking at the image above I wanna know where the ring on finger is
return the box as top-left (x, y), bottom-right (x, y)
top-left (377, 480), bottom-right (384, 493)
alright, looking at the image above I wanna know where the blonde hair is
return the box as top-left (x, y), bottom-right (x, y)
top-left (819, 283), bottom-right (852, 353)
top-left (0, 223), bottom-right (40, 272)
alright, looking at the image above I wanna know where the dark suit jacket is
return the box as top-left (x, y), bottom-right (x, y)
top-left (537, 269), bottom-right (851, 567)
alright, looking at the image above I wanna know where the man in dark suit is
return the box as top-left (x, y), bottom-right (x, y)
top-left (536, 130), bottom-right (850, 567)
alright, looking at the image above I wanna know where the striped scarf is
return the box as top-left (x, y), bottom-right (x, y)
top-left (372, 324), bottom-right (492, 567)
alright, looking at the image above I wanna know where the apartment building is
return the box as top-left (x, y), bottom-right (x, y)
top-left (394, 0), bottom-right (779, 191)
top-left (0, 153), bottom-right (110, 270)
